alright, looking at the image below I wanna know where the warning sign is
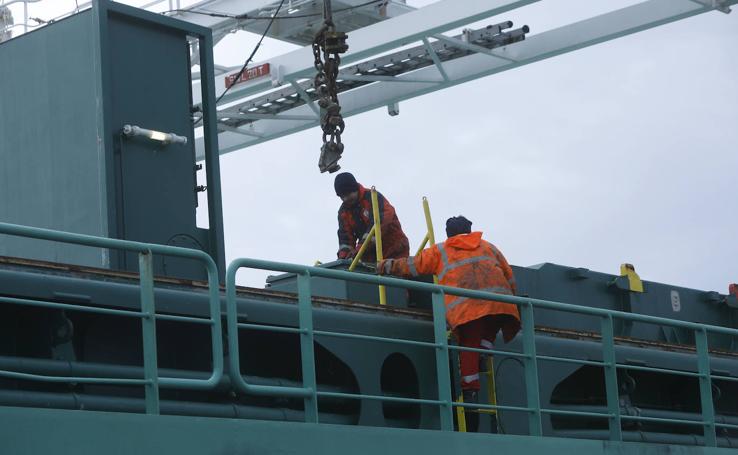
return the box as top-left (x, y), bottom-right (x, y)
top-left (224, 63), bottom-right (270, 88)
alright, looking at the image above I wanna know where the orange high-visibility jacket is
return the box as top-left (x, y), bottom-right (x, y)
top-left (388, 231), bottom-right (520, 339)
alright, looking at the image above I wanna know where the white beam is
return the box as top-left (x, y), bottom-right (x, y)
top-left (422, 38), bottom-right (450, 83)
top-left (195, 0), bottom-right (737, 159)
top-left (288, 80), bottom-right (320, 117)
top-left (218, 124), bottom-right (264, 138)
top-left (338, 74), bottom-right (442, 84)
top-left (219, 111), bottom-right (316, 121)
top-left (195, 0), bottom-right (541, 105)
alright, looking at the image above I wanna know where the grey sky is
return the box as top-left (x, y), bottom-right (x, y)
top-left (211, 1), bottom-right (738, 292)
top-left (8, 1), bottom-right (737, 293)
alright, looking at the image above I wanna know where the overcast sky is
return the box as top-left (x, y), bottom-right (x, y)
top-left (7, 0), bottom-right (737, 293)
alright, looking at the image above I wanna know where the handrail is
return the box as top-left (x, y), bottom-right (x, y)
top-left (226, 257), bottom-right (738, 443)
top-left (229, 258), bottom-right (738, 335)
top-left (0, 221), bottom-right (735, 444)
top-left (0, 221), bottom-right (223, 414)
top-left (226, 257), bottom-right (452, 426)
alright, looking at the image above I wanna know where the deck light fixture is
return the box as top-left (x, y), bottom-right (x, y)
top-left (122, 124), bottom-right (188, 145)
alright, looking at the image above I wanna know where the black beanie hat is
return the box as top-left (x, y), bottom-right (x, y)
top-left (446, 216), bottom-right (473, 238)
top-left (334, 172), bottom-right (359, 196)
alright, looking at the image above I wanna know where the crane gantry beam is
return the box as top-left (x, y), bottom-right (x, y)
top-left (194, 0), bottom-right (541, 106)
top-left (194, 0), bottom-right (735, 159)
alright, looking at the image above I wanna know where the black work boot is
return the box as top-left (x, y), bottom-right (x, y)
top-left (462, 390), bottom-right (479, 433)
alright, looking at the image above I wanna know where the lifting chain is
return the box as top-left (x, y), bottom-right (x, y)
top-left (313, 1), bottom-right (348, 173)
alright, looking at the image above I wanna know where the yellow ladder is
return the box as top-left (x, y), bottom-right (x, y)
top-left (456, 356), bottom-right (498, 432)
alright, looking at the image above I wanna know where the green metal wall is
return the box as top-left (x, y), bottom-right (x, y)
top-left (104, 8), bottom-right (205, 276)
top-left (0, 1), bottom-right (226, 279)
top-left (0, 11), bottom-right (109, 267)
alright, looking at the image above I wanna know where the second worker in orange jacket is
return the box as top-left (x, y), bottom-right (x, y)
top-left (378, 216), bottom-right (520, 422)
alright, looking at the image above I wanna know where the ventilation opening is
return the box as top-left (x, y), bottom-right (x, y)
top-left (380, 353), bottom-right (420, 428)
top-left (240, 328), bottom-right (360, 424)
top-left (550, 365), bottom-right (738, 438)
top-left (550, 365), bottom-right (608, 431)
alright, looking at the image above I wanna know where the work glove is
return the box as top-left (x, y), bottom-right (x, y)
top-left (337, 245), bottom-right (354, 260)
top-left (377, 259), bottom-right (394, 275)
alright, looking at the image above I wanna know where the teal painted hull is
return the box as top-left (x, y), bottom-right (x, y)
top-left (2, 405), bottom-right (736, 455)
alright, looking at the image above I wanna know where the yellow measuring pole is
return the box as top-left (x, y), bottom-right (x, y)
top-left (347, 225), bottom-right (376, 271)
top-left (421, 197), bottom-right (439, 285)
top-left (415, 233), bottom-right (429, 255)
top-left (370, 187), bottom-right (387, 306)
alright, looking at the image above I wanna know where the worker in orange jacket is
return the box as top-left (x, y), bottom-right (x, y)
top-left (378, 216), bottom-right (520, 430)
top-left (334, 172), bottom-right (410, 262)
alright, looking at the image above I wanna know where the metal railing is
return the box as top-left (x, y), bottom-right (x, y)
top-left (0, 221), bottom-right (737, 446)
top-left (226, 257), bottom-right (453, 425)
top-left (226, 257), bottom-right (738, 446)
top-left (0, 222), bottom-right (223, 414)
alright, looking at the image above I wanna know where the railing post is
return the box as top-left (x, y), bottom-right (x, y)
top-left (139, 251), bottom-right (160, 414)
top-left (520, 300), bottom-right (542, 435)
top-left (297, 272), bottom-right (319, 422)
top-left (601, 315), bottom-right (622, 441)
top-left (431, 291), bottom-right (454, 431)
top-left (695, 328), bottom-right (716, 446)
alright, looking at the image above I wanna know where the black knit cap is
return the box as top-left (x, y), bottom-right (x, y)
top-left (446, 216), bottom-right (473, 238)
top-left (334, 172), bottom-right (359, 196)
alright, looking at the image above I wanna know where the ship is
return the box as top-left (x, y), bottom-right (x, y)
top-left (0, 1), bottom-right (736, 454)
